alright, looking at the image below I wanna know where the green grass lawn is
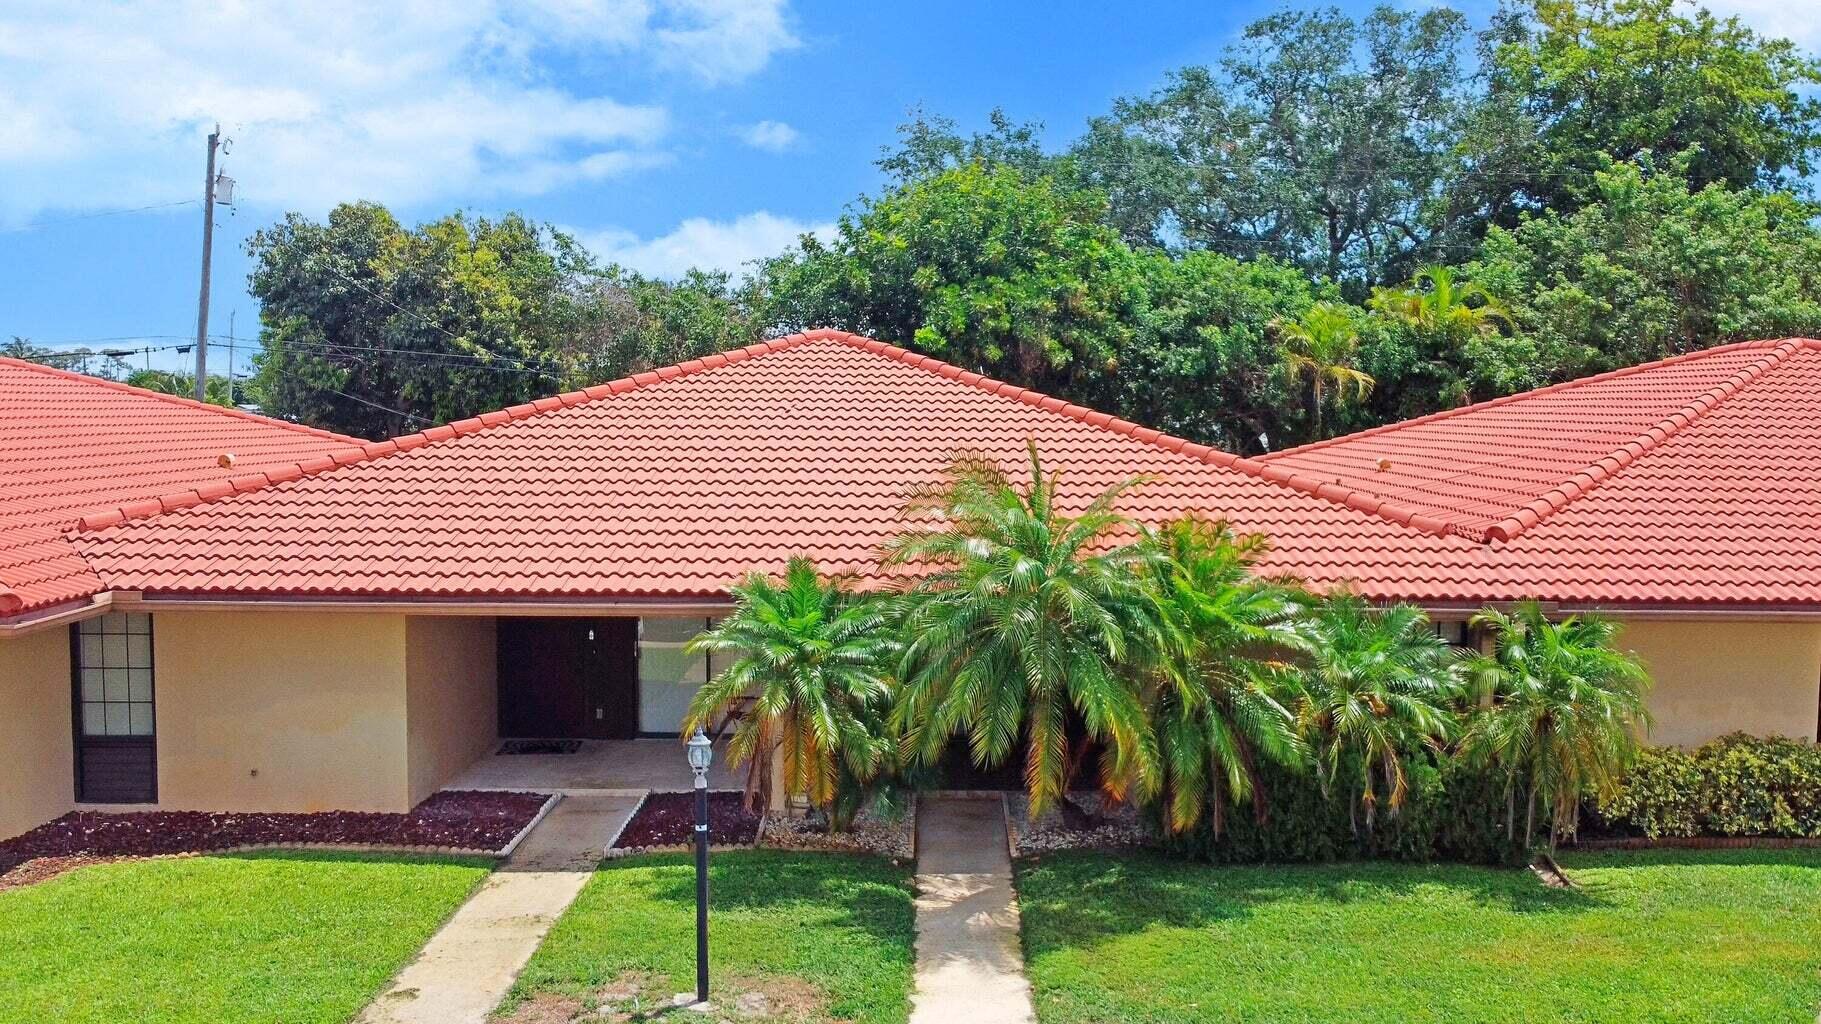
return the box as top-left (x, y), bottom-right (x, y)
top-left (0, 850), bottom-right (491, 1024)
top-left (1017, 848), bottom-right (1821, 1024)
top-left (504, 850), bottom-right (916, 1024)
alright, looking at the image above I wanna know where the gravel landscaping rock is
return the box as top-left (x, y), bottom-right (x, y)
top-left (761, 803), bottom-right (915, 861)
top-left (0, 790), bottom-right (548, 886)
top-left (611, 791), bottom-right (761, 851)
top-left (1005, 792), bottom-right (1151, 857)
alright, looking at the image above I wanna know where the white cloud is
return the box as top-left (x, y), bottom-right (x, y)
top-left (739, 120), bottom-right (801, 152)
top-left (1693, 0), bottom-right (1821, 50)
top-left (0, 0), bottom-right (799, 221)
top-left (576, 211), bottom-right (832, 278)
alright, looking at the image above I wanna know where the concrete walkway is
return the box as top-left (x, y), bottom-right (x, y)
top-left (356, 792), bottom-right (642, 1024)
top-left (909, 795), bottom-right (1037, 1024)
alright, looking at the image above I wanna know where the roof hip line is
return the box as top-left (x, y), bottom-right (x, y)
top-left (1481, 339), bottom-right (1803, 543)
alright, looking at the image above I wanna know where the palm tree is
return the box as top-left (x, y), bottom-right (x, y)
top-left (1286, 590), bottom-right (1460, 832)
top-left (683, 558), bottom-right (899, 824)
top-left (1137, 515), bottom-right (1306, 836)
top-left (1460, 602), bottom-right (1651, 854)
top-left (886, 443), bottom-right (1160, 818)
top-left (1273, 302), bottom-right (1375, 433)
top-left (1367, 265), bottom-right (1512, 338)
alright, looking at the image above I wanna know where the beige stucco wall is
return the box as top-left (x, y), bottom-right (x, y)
top-left (0, 630), bottom-right (76, 840)
top-left (150, 611), bottom-right (413, 813)
top-left (1619, 618), bottom-right (1821, 747)
top-left (405, 616), bottom-right (498, 805)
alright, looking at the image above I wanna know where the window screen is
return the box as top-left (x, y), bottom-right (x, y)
top-left (76, 613), bottom-right (155, 737)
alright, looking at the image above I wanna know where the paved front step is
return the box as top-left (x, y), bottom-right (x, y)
top-left (355, 792), bottom-right (643, 1024)
top-left (909, 795), bottom-right (1037, 1024)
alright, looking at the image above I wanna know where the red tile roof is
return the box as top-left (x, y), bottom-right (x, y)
top-left (0, 357), bottom-right (363, 615)
top-left (69, 330), bottom-right (1470, 604)
top-left (1258, 338), bottom-right (1821, 606)
top-left (39, 332), bottom-right (1821, 614)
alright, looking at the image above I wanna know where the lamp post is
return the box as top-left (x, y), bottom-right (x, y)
top-left (686, 727), bottom-right (713, 1007)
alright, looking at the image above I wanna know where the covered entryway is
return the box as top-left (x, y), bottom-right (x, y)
top-left (497, 617), bottom-right (639, 740)
top-left (495, 614), bottom-right (726, 741)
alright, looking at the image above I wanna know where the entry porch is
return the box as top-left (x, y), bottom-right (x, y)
top-left (448, 737), bottom-right (741, 794)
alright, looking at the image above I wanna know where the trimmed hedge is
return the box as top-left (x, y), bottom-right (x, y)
top-left (1595, 733), bottom-right (1821, 839)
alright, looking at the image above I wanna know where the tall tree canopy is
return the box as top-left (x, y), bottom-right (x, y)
top-left (756, 164), bottom-right (1323, 451)
top-left (755, 163), bottom-right (1145, 401)
top-left (1468, 161), bottom-right (1821, 385)
top-left (1484, 0), bottom-right (1821, 211)
top-left (247, 204), bottom-right (756, 438)
top-left (249, 204), bottom-right (578, 438)
top-left (1073, 5), bottom-right (1479, 291)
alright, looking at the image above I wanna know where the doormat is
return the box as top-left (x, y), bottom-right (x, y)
top-left (497, 739), bottom-right (584, 755)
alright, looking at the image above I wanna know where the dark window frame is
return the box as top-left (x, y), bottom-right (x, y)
top-left (69, 613), bottom-right (158, 804)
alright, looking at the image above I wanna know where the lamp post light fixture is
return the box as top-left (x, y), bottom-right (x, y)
top-left (686, 727), bottom-right (714, 1007)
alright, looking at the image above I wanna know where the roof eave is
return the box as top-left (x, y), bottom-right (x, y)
top-left (0, 592), bottom-right (115, 638)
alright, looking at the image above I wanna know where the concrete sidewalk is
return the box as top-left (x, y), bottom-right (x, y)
top-left (909, 795), bottom-right (1037, 1024)
top-left (356, 792), bottom-right (642, 1024)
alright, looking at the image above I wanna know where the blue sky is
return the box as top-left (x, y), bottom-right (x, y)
top-left (0, 0), bottom-right (1801, 375)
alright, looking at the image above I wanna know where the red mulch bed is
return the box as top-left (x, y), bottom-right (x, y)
top-left (614, 791), bottom-right (762, 849)
top-left (0, 790), bottom-right (548, 887)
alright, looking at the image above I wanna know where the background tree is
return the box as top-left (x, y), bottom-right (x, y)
top-left (1483, 0), bottom-right (1821, 212)
top-left (1073, 5), bottom-right (1479, 291)
top-left (875, 107), bottom-right (1056, 185)
top-left (1461, 602), bottom-right (1652, 853)
top-left (1467, 160), bottom-right (1821, 384)
top-left (1273, 302), bottom-right (1374, 438)
top-left (887, 445), bottom-right (1159, 816)
top-left (564, 266), bottom-right (761, 382)
top-left (1362, 265), bottom-right (1513, 416)
top-left (683, 559), bottom-right (899, 823)
top-left (4, 338), bottom-right (130, 380)
top-left (124, 370), bottom-right (251, 408)
top-left (754, 164), bottom-right (1144, 401)
top-left (248, 204), bottom-right (579, 438)
top-left (1119, 250), bottom-right (1319, 453)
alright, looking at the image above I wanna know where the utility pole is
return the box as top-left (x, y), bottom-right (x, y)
top-left (225, 310), bottom-right (236, 407)
top-left (193, 124), bottom-right (221, 401)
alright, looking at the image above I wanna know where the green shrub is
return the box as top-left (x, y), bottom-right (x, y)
top-left (1596, 733), bottom-right (1821, 839)
top-left (1154, 751), bottom-right (1522, 865)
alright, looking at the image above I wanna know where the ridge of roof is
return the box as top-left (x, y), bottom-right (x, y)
top-left (1482, 338), bottom-right (1807, 542)
top-left (71, 332), bottom-right (830, 535)
top-left (811, 330), bottom-right (1473, 538)
top-left (1252, 337), bottom-right (1820, 543)
top-left (0, 355), bottom-right (364, 447)
top-left (1258, 338), bottom-right (1810, 463)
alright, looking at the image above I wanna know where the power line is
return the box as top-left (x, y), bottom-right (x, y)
top-left (319, 384), bottom-right (433, 425)
top-left (277, 339), bottom-right (560, 377)
top-left (300, 246), bottom-right (556, 373)
top-left (0, 199), bottom-right (199, 235)
top-left (268, 364), bottom-right (433, 426)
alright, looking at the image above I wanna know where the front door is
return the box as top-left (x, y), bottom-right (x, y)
top-left (497, 617), bottom-right (638, 739)
top-left (582, 618), bottom-right (639, 739)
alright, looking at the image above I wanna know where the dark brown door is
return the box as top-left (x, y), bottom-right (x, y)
top-left (498, 618), bottom-right (587, 738)
top-left (585, 618), bottom-right (640, 739)
top-left (497, 618), bottom-right (638, 739)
